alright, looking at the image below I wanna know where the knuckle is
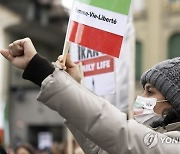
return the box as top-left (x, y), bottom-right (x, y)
top-left (25, 37), bottom-right (31, 41)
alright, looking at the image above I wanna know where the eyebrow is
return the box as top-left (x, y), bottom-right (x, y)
top-left (145, 84), bottom-right (155, 89)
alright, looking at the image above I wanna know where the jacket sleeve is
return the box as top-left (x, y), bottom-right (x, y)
top-left (23, 53), bottom-right (55, 86)
top-left (37, 69), bottom-right (180, 154)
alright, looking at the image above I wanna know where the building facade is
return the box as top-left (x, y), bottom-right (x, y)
top-left (0, 0), bottom-right (69, 149)
top-left (134, 0), bottom-right (180, 93)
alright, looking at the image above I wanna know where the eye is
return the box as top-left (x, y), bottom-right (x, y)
top-left (147, 89), bottom-right (153, 95)
top-left (144, 86), bottom-right (154, 96)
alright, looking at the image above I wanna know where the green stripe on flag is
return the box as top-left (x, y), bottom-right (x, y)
top-left (76, 0), bottom-right (131, 15)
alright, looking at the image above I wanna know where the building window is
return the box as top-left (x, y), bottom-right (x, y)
top-left (168, 33), bottom-right (180, 58)
top-left (135, 41), bottom-right (142, 80)
top-left (165, 0), bottom-right (180, 12)
top-left (169, 0), bottom-right (180, 2)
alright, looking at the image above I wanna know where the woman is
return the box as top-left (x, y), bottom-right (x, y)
top-left (1, 38), bottom-right (180, 153)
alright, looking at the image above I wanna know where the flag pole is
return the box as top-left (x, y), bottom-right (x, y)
top-left (67, 128), bottom-right (73, 154)
top-left (62, 40), bottom-right (70, 65)
top-left (61, 0), bottom-right (76, 66)
top-left (127, 5), bottom-right (135, 120)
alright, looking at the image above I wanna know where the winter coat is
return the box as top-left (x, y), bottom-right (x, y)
top-left (37, 68), bottom-right (180, 154)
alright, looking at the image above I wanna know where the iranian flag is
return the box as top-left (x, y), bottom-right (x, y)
top-left (67, 0), bottom-right (131, 58)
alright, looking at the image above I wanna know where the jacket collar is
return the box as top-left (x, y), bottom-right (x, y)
top-left (152, 122), bottom-right (180, 133)
top-left (166, 122), bottom-right (180, 131)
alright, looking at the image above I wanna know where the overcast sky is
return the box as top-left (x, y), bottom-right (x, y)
top-left (61, 0), bottom-right (73, 10)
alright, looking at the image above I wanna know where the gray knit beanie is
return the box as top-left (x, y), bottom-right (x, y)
top-left (140, 57), bottom-right (180, 109)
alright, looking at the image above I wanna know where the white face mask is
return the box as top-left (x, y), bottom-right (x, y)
top-left (133, 96), bottom-right (166, 126)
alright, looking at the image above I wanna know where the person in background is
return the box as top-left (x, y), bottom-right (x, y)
top-left (50, 142), bottom-right (67, 154)
top-left (1, 38), bottom-right (180, 153)
top-left (14, 143), bottom-right (35, 154)
top-left (0, 136), bottom-right (7, 154)
top-left (73, 140), bottom-right (84, 154)
top-left (0, 145), bottom-right (7, 154)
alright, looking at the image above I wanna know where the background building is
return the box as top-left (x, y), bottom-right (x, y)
top-left (134, 0), bottom-right (180, 94)
top-left (0, 0), bottom-right (69, 149)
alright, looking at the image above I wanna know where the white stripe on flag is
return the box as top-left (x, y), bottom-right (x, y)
top-left (71, 1), bottom-right (128, 36)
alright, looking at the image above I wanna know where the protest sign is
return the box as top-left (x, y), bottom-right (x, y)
top-left (70, 44), bottom-right (116, 95)
top-left (69, 7), bottom-right (135, 113)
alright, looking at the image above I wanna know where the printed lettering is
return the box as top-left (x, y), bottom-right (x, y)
top-left (76, 9), bottom-right (117, 25)
top-left (83, 63), bottom-right (95, 72)
top-left (78, 46), bottom-right (99, 61)
top-left (97, 60), bottom-right (110, 70)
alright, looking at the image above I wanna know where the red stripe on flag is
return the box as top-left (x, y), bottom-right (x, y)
top-left (68, 21), bottom-right (123, 58)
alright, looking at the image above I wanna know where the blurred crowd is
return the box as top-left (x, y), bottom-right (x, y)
top-left (0, 140), bottom-right (84, 154)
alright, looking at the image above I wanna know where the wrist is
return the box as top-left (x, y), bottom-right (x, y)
top-left (23, 54), bottom-right (55, 86)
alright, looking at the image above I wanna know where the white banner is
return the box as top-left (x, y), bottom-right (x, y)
top-left (70, 44), bottom-right (116, 96)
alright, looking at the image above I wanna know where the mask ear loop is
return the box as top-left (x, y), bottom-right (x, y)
top-left (156, 100), bottom-right (168, 103)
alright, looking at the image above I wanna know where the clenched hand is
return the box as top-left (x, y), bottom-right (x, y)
top-left (0, 38), bottom-right (37, 69)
